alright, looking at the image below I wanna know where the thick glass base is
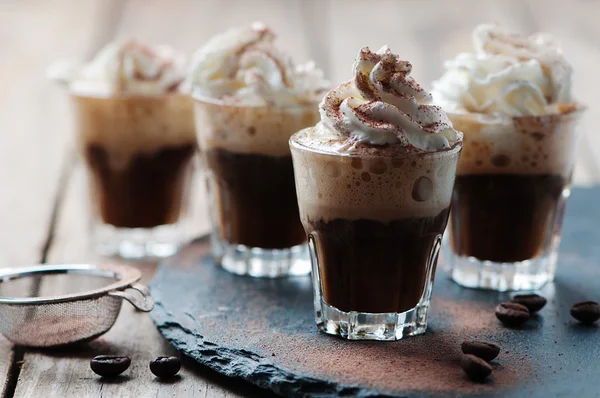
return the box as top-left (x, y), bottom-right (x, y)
top-left (442, 238), bottom-right (557, 291)
top-left (211, 234), bottom-right (310, 278)
top-left (93, 223), bottom-right (184, 259)
top-left (316, 300), bottom-right (429, 341)
top-left (308, 234), bottom-right (439, 341)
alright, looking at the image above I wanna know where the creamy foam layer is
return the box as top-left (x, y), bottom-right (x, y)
top-left (188, 22), bottom-right (328, 107)
top-left (291, 128), bottom-right (460, 222)
top-left (451, 107), bottom-right (584, 176)
top-left (50, 40), bottom-right (187, 96)
top-left (72, 94), bottom-right (196, 170)
top-left (194, 97), bottom-right (320, 156)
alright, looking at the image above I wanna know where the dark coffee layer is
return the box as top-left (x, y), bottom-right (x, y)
top-left (86, 143), bottom-right (195, 228)
top-left (306, 209), bottom-right (450, 314)
top-left (205, 148), bottom-right (305, 249)
top-left (450, 174), bottom-right (567, 262)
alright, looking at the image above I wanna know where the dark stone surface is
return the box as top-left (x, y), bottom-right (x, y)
top-left (150, 187), bottom-right (600, 398)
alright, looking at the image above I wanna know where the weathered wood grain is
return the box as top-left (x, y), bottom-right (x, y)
top-left (0, 344), bottom-right (13, 398)
top-left (12, 0), bottom-right (308, 396)
top-left (0, 0), bottom-right (119, 395)
top-left (4, 0), bottom-right (600, 396)
top-left (12, 162), bottom-right (272, 398)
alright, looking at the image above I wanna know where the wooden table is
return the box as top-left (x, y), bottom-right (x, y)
top-left (1, 0), bottom-right (598, 396)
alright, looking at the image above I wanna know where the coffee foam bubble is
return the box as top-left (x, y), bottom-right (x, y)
top-left (194, 96), bottom-right (320, 157)
top-left (290, 128), bottom-right (460, 222)
top-left (72, 93), bottom-right (196, 170)
top-left (451, 107), bottom-right (584, 177)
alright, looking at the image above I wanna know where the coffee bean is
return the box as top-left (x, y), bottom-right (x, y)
top-left (495, 302), bottom-right (530, 327)
top-left (461, 341), bottom-right (500, 362)
top-left (512, 294), bottom-right (547, 313)
top-left (571, 301), bottom-right (600, 325)
top-left (150, 356), bottom-right (181, 378)
top-left (90, 355), bottom-right (131, 377)
top-left (461, 354), bottom-right (493, 381)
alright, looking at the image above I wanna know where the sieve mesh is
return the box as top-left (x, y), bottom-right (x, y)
top-left (0, 264), bottom-right (153, 347)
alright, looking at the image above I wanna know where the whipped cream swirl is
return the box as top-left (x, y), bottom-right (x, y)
top-left (432, 24), bottom-right (573, 117)
top-left (316, 46), bottom-right (461, 152)
top-left (48, 40), bottom-right (187, 95)
top-left (188, 22), bottom-right (328, 106)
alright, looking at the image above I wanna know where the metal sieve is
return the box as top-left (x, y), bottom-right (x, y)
top-left (0, 263), bottom-right (154, 347)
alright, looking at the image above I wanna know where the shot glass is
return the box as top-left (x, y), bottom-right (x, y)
top-left (290, 130), bottom-right (462, 340)
top-left (71, 93), bottom-right (196, 259)
top-left (442, 107), bottom-right (586, 291)
top-left (193, 96), bottom-right (320, 277)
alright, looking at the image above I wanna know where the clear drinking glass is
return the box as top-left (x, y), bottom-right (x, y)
top-left (442, 107), bottom-right (586, 291)
top-left (71, 93), bottom-right (196, 259)
top-left (290, 130), bottom-right (462, 340)
top-left (193, 96), bottom-right (320, 277)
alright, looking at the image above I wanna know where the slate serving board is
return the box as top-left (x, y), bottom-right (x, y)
top-left (150, 187), bottom-right (600, 398)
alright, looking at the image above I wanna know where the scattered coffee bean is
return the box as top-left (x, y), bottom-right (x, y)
top-left (495, 302), bottom-right (530, 327)
top-left (570, 301), bottom-right (600, 325)
top-left (512, 294), bottom-right (547, 313)
top-left (150, 356), bottom-right (181, 378)
top-left (461, 354), bottom-right (493, 381)
top-left (90, 355), bottom-right (131, 377)
top-left (461, 341), bottom-right (500, 362)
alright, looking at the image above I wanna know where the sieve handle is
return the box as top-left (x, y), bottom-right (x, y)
top-left (108, 283), bottom-right (155, 312)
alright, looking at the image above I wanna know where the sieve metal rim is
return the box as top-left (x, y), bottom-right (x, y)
top-left (0, 263), bottom-right (143, 305)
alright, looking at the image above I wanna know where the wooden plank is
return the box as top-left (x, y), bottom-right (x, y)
top-left (14, 1), bottom-right (309, 396)
top-left (10, 0), bottom-right (600, 396)
top-left (0, 0), bottom-right (117, 395)
top-left (0, 345), bottom-right (14, 398)
top-left (12, 164), bottom-right (273, 398)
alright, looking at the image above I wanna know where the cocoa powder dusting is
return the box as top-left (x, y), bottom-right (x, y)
top-left (241, 296), bottom-right (533, 395)
top-left (155, 236), bottom-right (600, 397)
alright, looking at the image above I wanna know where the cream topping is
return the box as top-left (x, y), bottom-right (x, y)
top-left (432, 24), bottom-right (573, 117)
top-left (188, 22), bottom-right (328, 106)
top-left (48, 40), bottom-right (187, 96)
top-left (312, 46), bottom-right (461, 152)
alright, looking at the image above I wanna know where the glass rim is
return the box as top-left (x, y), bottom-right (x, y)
top-left (447, 103), bottom-right (587, 125)
top-left (289, 129), bottom-right (463, 160)
top-left (192, 89), bottom-right (323, 111)
top-left (69, 90), bottom-right (189, 100)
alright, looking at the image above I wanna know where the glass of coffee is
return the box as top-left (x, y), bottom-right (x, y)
top-left (189, 23), bottom-right (327, 277)
top-left (51, 40), bottom-right (196, 258)
top-left (291, 46), bottom-right (462, 340)
top-left (433, 24), bottom-right (585, 290)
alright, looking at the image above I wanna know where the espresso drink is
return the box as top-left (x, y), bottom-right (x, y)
top-left (307, 210), bottom-right (450, 313)
top-left (291, 131), bottom-right (461, 314)
top-left (86, 143), bottom-right (195, 228)
top-left (448, 110), bottom-right (581, 263)
top-left (451, 174), bottom-right (566, 263)
top-left (188, 22), bottom-right (329, 275)
top-left (204, 149), bottom-right (304, 249)
top-left (73, 94), bottom-right (196, 228)
top-left (290, 45), bottom-right (463, 340)
top-left (429, 24), bottom-right (587, 285)
top-left (194, 98), bottom-right (319, 250)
